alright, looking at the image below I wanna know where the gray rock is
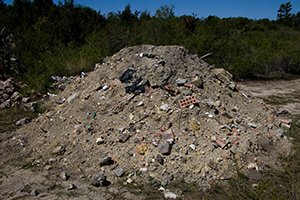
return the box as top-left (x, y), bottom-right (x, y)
top-left (11, 91), bottom-right (22, 101)
top-left (159, 143), bottom-right (172, 155)
top-left (51, 76), bottom-right (62, 82)
top-left (99, 155), bottom-right (112, 166)
top-left (176, 78), bottom-right (187, 86)
top-left (67, 93), bottom-right (79, 104)
top-left (0, 99), bottom-right (11, 109)
top-left (156, 154), bottom-right (164, 165)
top-left (161, 179), bottom-right (168, 186)
top-left (160, 104), bottom-right (170, 111)
top-left (114, 168), bottom-right (126, 177)
top-left (22, 97), bottom-right (30, 103)
top-left (211, 68), bottom-right (233, 85)
top-left (119, 133), bottom-right (129, 143)
top-left (247, 123), bottom-right (257, 128)
top-left (228, 82), bottom-right (236, 90)
top-left (66, 183), bottom-right (76, 190)
top-left (15, 117), bottom-right (31, 126)
top-left (90, 171), bottom-right (107, 187)
top-left (23, 101), bottom-right (37, 112)
top-left (118, 127), bottom-right (125, 133)
top-left (60, 171), bottom-right (68, 181)
top-left (30, 189), bottom-right (39, 196)
top-left (85, 125), bottom-right (94, 132)
top-left (52, 146), bottom-right (65, 155)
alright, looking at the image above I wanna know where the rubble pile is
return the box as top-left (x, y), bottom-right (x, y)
top-left (13, 45), bottom-right (292, 187)
top-left (0, 77), bottom-right (25, 109)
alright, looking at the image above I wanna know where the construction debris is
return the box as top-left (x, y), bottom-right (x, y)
top-left (12, 45), bottom-right (292, 188)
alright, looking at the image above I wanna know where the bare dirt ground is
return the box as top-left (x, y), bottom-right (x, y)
top-left (238, 79), bottom-right (300, 115)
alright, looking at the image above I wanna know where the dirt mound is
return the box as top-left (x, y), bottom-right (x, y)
top-left (8, 45), bottom-right (292, 190)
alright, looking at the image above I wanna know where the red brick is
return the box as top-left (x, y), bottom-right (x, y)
top-left (219, 114), bottom-right (226, 120)
top-left (114, 79), bottom-right (121, 86)
top-left (155, 133), bottom-right (161, 137)
top-left (145, 86), bottom-right (151, 93)
top-left (221, 151), bottom-right (230, 159)
top-left (123, 94), bottom-right (135, 101)
top-left (216, 138), bottom-right (226, 148)
top-left (178, 96), bottom-right (198, 108)
top-left (232, 128), bottom-right (240, 135)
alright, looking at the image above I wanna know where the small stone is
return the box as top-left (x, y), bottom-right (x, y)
top-left (99, 155), bottom-right (113, 166)
top-left (164, 191), bottom-right (177, 199)
top-left (159, 143), bottom-right (172, 155)
top-left (85, 125), bottom-right (94, 132)
top-left (161, 179), bottom-right (168, 186)
top-left (23, 101), bottom-right (38, 112)
top-left (96, 137), bottom-right (104, 145)
top-left (156, 154), bottom-right (164, 165)
top-left (30, 189), bottom-right (39, 196)
top-left (140, 168), bottom-right (148, 172)
top-left (119, 133), bottom-right (129, 143)
top-left (162, 129), bottom-right (174, 143)
top-left (138, 101), bottom-right (144, 106)
top-left (67, 93), bottom-right (79, 104)
top-left (114, 168), bottom-right (126, 177)
top-left (247, 123), bottom-right (257, 128)
top-left (15, 117), bottom-right (31, 126)
top-left (44, 165), bottom-right (52, 171)
top-left (90, 171), bottom-right (107, 187)
top-left (22, 97), bottom-right (30, 103)
top-left (207, 159), bottom-right (218, 170)
top-left (118, 127), bottom-right (125, 133)
top-left (176, 78), bottom-right (187, 86)
top-left (67, 183), bottom-right (76, 190)
top-left (0, 99), bottom-right (11, 109)
top-left (160, 104), bottom-right (170, 111)
top-left (60, 171), bottom-right (68, 181)
top-left (137, 143), bottom-right (148, 155)
top-left (52, 146), bottom-right (65, 155)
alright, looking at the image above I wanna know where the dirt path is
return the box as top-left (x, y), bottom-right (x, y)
top-left (237, 79), bottom-right (300, 115)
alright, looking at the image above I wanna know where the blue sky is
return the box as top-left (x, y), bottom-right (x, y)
top-left (4, 0), bottom-right (300, 20)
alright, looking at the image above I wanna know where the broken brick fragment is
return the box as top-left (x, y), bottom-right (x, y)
top-left (232, 128), bottom-right (240, 135)
top-left (221, 151), bottom-right (230, 159)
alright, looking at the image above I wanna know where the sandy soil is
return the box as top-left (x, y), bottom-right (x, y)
top-left (237, 79), bottom-right (300, 115)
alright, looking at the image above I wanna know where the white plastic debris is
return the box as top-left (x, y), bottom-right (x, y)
top-left (205, 112), bottom-right (214, 118)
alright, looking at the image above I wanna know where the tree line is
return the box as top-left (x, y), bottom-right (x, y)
top-left (0, 0), bottom-right (300, 93)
